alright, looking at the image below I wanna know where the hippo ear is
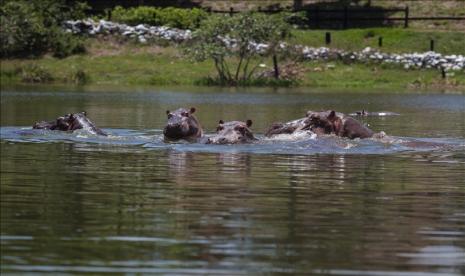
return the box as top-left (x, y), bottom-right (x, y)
top-left (166, 110), bottom-right (170, 115)
top-left (328, 110), bottom-right (336, 119)
top-left (82, 111), bottom-right (87, 116)
top-left (218, 120), bottom-right (224, 124)
top-left (190, 107), bottom-right (196, 114)
top-left (69, 114), bottom-right (75, 120)
top-left (246, 119), bottom-right (252, 127)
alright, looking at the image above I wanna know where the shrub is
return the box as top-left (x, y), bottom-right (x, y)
top-left (49, 28), bottom-right (86, 58)
top-left (185, 13), bottom-right (292, 85)
top-left (111, 6), bottom-right (208, 29)
top-left (0, 0), bottom-right (88, 58)
top-left (20, 64), bottom-right (53, 83)
top-left (112, 6), bottom-right (161, 26)
top-left (69, 68), bottom-right (89, 85)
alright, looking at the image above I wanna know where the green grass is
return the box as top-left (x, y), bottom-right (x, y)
top-left (1, 35), bottom-right (464, 92)
top-left (299, 61), bottom-right (464, 91)
top-left (1, 47), bottom-right (214, 86)
top-left (291, 28), bottom-right (465, 55)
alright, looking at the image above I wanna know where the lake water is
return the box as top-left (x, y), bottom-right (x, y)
top-left (1, 86), bottom-right (465, 275)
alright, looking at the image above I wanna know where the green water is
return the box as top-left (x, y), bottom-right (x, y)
top-left (1, 86), bottom-right (464, 274)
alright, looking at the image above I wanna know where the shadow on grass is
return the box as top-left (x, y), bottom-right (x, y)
top-left (194, 76), bottom-right (298, 87)
top-left (295, 0), bottom-right (399, 29)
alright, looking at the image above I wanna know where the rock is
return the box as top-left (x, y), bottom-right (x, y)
top-left (62, 18), bottom-right (465, 71)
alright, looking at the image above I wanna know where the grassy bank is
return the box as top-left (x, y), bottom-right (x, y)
top-left (291, 28), bottom-right (465, 55)
top-left (1, 31), bottom-right (464, 91)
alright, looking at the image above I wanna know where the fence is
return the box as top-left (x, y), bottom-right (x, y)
top-left (208, 6), bottom-right (465, 29)
top-left (88, 1), bottom-right (465, 29)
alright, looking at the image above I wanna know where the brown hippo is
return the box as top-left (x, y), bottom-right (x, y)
top-left (164, 107), bottom-right (203, 141)
top-left (206, 120), bottom-right (256, 144)
top-left (307, 110), bottom-right (374, 139)
top-left (265, 111), bottom-right (344, 138)
top-left (33, 112), bottom-right (107, 136)
top-left (265, 117), bottom-right (314, 137)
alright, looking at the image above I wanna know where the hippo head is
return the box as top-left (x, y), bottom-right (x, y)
top-left (54, 114), bottom-right (73, 131)
top-left (307, 110), bottom-right (343, 135)
top-left (164, 107), bottom-right (202, 140)
top-left (206, 120), bottom-right (255, 144)
top-left (265, 122), bottom-right (288, 137)
top-left (32, 112), bottom-right (106, 135)
top-left (66, 112), bottom-right (107, 136)
top-left (66, 112), bottom-right (88, 131)
top-left (32, 114), bottom-right (72, 130)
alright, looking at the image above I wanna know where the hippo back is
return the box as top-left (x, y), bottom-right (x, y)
top-left (68, 112), bottom-right (107, 136)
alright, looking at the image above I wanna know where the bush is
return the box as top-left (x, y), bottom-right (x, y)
top-left (0, 0), bottom-right (88, 58)
top-left (111, 6), bottom-right (208, 29)
top-left (20, 64), bottom-right (53, 83)
top-left (69, 68), bottom-right (89, 85)
top-left (49, 28), bottom-right (86, 58)
top-left (185, 13), bottom-right (292, 85)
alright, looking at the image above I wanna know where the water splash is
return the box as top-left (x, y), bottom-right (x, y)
top-left (2, 127), bottom-right (464, 156)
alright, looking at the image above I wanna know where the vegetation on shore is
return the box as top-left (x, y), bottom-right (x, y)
top-left (292, 28), bottom-right (465, 55)
top-left (1, 2), bottom-right (464, 91)
top-left (1, 38), bottom-right (463, 91)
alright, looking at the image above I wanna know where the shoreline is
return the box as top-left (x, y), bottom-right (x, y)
top-left (1, 33), bottom-right (464, 92)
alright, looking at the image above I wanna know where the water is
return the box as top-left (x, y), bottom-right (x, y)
top-left (1, 86), bottom-right (465, 275)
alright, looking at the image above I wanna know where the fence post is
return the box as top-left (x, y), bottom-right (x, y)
top-left (378, 37), bottom-right (383, 47)
top-left (325, 32), bottom-right (331, 45)
top-left (343, 6), bottom-right (348, 29)
top-left (229, 7), bottom-right (234, 17)
top-left (404, 6), bottom-right (409, 28)
top-left (430, 40), bottom-right (435, 51)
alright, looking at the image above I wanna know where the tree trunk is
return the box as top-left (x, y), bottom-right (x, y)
top-left (273, 55), bottom-right (279, 79)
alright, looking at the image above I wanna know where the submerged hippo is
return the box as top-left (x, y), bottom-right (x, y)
top-left (265, 110), bottom-right (345, 138)
top-left (33, 112), bottom-right (107, 136)
top-left (206, 120), bottom-right (256, 144)
top-left (265, 117), bottom-right (314, 137)
top-left (164, 107), bottom-right (203, 141)
top-left (349, 110), bottom-right (400, 117)
top-left (307, 110), bottom-right (375, 139)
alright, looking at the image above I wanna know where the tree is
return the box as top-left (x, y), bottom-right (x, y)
top-left (185, 12), bottom-right (291, 85)
top-left (0, 0), bottom-right (88, 58)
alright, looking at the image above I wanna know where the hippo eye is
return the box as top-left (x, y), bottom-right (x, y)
top-left (216, 126), bottom-right (224, 131)
top-left (167, 113), bottom-right (173, 119)
top-left (234, 126), bottom-right (245, 132)
top-left (181, 112), bottom-right (189, 117)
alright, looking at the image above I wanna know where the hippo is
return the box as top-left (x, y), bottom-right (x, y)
top-left (349, 110), bottom-right (400, 117)
top-left (164, 107), bottom-right (203, 141)
top-left (206, 120), bottom-right (256, 144)
top-left (266, 110), bottom-right (346, 138)
top-left (33, 112), bottom-right (107, 136)
top-left (307, 110), bottom-right (374, 139)
top-left (265, 117), bottom-right (314, 137)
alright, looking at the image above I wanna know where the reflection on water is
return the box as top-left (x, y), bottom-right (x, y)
top-left (1, 86), bottom-right (465, 274)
